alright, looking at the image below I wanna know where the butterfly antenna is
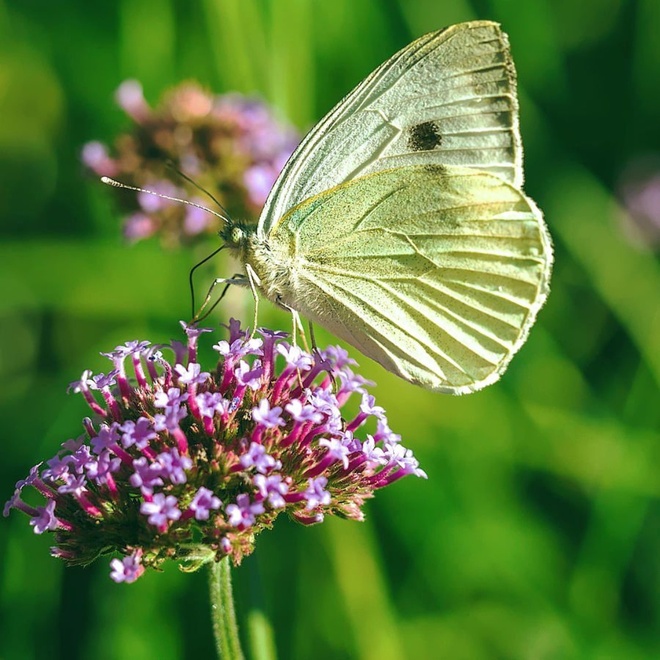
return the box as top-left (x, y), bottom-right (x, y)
top-left (189, 245), bottom-right (227, 317)
top-left (164, 160), bottom-right (233, 221)
top-left (100, 176), bottom-right (230, 226)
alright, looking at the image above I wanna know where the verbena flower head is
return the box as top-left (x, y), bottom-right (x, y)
top-left (82, 80), bottom-right (299, 247)
top-left (5, 321), bottom-right (425, 583)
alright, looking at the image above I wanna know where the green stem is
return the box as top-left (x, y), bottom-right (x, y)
top-left (209, 557), bottom-right (245, 660)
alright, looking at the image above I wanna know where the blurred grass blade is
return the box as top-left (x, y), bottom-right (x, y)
top-left (569, 491), bottom-right (649, 627)
top-left (632, 0), bottom-right (660, 119)
top-left (0, 239), bottom-right (190, 316)
top-left (201, 0), bottom-right (267, 93)
top-left (521, 402), bottom-right (659, 495)
top-left (120, 0), bottom-right (175, 88)
top-left (325, 518), bottom-right (405, 660)
top-left (269, 0), bottom-right (314, 127)
top-left (395, 0), bottom-right (475, 32)
top-left (545, 165), bottom-right (660, 387)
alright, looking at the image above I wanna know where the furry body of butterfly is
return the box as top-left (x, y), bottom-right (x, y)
top-left (221, 21), bottom-right (553, 394)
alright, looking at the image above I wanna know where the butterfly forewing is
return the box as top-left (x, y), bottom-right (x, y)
top-left (267, 165), bottom-right (551, 393)
top-left (259, 21), bottom-right (522, 235)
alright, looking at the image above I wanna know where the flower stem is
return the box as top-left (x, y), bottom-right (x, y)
top-left (209, 557), bottom-right (245, 660)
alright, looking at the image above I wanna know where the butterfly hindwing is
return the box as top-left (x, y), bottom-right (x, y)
top-left (268, 165), bottom-right (551, 393)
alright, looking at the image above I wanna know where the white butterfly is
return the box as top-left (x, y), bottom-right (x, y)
top-left (222, 20), bottom-right (553, 394)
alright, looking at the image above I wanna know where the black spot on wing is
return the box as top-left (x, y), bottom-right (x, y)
top-left (408, 121), bottom-right (443, 152)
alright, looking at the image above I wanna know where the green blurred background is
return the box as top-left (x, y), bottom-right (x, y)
top-left (1, 0), bottom-right (659, 658)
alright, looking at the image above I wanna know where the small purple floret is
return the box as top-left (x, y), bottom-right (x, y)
top-left (140, 493), bottom-right (181, 528)
top-left (189, 487), bottom-right (222, 521)
top-left (239, 442), bottom-right (280, 474)
top-left (30, 500), bottom-right (59, 534)
top-left (252, 399), bottom-right (284, 428)
top-left (226, 493), bottom-right (265, 528)
top-left (110, 550), bottom-right (145, 584)
top-left (304, 477), bottom-right (332, 510)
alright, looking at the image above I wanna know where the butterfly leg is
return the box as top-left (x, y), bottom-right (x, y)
top-left (278, 306), bottom-right (308, 388)
top-left (275, 303), bottom-right (308, 351)
top-left (244, 264), bottom-right (261, 337)
top-left (292, 309), bottom-right (309, 351)
top-left (193, 274), bottom-right (248, 323)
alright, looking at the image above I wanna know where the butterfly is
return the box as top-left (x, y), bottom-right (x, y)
top-left (219, 20), bottom-right (553, 394)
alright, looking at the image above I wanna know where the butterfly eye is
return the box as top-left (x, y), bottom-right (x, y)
top-left (229, 226), bottom-right (245, 246)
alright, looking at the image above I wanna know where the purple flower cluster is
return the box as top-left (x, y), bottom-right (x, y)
top-left (4, 321), bottom-right (425, 583)
top-left (82, 80), bottom-right (299, 247)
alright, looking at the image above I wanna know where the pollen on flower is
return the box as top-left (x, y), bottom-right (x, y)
top-left (4, 320), bottom-right (426, 583)
top-left (81, 81), bottom-right (300, 248)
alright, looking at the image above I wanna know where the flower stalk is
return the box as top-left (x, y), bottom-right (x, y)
top-left (209, 557), bottom-right (244, 660)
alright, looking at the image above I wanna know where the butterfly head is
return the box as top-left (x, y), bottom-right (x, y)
top-left (219, 218), bottom-right (255, 251)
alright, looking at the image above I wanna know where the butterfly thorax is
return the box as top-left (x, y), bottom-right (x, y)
top-left (221, 220), bottom-right (296, 306)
